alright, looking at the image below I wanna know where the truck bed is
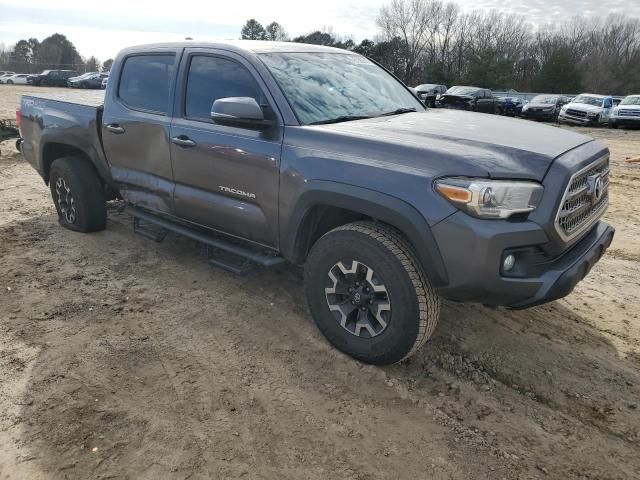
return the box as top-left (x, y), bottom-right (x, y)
top-left (23, 90), bottom-right (105, 108)
top-left (20, 91), bottom-right (109, 183)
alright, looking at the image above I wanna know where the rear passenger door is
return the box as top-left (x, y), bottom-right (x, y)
top-left (102, 50), bottom-right (178, 214)
top-left (169, 49), bottom-right (282, 248)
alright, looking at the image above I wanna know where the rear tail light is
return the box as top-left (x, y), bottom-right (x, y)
top-left (16, 107), bottom-right (22, 133)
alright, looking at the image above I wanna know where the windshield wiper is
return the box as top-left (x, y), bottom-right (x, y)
top-left (309, 115), bottom-right (373, 125)
top-left (377, 107), bottom-right (417, 117)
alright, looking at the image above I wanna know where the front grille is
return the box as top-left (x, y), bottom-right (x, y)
top-left (619, 109), bottom-right (640, 117)
top-left (566, 109), bottom-right (587, 118)
top-left (555, 156), bottom-right (609, 241)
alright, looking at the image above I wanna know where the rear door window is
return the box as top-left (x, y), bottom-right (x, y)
top-left (118, 54), bottom-right (175, 114)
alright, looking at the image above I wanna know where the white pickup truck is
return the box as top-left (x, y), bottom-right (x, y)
top-left (558, 94), bottom-right (614, 126)
top-left (608, 95), bottom-right (640, 129)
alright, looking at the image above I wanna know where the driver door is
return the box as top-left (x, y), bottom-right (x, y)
top-left (169, 49), bottom-right (283, 248)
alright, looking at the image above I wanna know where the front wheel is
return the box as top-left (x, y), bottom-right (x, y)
top-left (304, 221), bottom-right (440, 365)
top-left (49, 156), bottom-right (107, 232)
top-left (609, 121), bottom-right (618, 129)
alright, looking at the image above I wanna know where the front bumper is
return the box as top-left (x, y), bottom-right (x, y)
top-left (610, 116), bottom-right (640, 126)
top-left (558, 113), bottom-right (599, 125)
top-left (522, 109), bottom-right (555, 120)
top-left (431, 212), bottom-right (614, 308)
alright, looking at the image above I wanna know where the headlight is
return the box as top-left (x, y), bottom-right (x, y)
top-left (587, 111), bottom-right (598, 117)
top-left (435, 178), bottom-right (543, 219)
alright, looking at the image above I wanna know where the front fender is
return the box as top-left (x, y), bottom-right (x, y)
top-left (281, 180), bottom-right (449, 287)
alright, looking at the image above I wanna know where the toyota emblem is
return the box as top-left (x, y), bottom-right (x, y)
top-left (587, 174), bottom-right (603, 205)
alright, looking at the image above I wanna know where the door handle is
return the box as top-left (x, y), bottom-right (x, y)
top-left (105, 123), bottom-right (125, 134)
top-left (171, 136), bottom-right (196, 148)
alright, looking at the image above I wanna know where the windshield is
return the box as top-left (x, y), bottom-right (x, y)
top-left (415, 84), bottom-right (437, 91)
top-left (572, 95), bottom-right (603, 107)
top-left (445, 86), bottom-right (480, 96)
top-left (259, 52), bottom-right (423, 125)
top-left (621, 96), bottom-right (640, 106)
top-left (531, 95), bottom-right (558, 104)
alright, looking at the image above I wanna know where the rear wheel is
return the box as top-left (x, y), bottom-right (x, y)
top-left (7, 80), bottom-right (13, 84)
top-left (49, 156), bottom-right (106, 232)
top-left (304, 221), bottom-right (440, 365)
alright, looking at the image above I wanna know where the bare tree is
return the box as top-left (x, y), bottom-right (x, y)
top-left (377, 0), bottom-right (443, 84)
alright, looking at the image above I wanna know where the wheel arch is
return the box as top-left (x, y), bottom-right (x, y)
top-left (282, 181), bottom-right (449, 287)
top-left (39, 136), bottom-right (113, 189)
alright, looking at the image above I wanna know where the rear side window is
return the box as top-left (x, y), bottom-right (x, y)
top-left (118, 55), bottom-right (175, 114)
top-left (185, 55), bottom-right (262, 121)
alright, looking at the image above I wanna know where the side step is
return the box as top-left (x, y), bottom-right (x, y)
top-left (128, 207), bottom-right (286, 274)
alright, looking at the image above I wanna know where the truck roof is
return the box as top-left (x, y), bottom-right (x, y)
top-left (120, 40), bottom-right (357, 56)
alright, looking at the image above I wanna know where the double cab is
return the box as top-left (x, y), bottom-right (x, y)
top-left (18, 41), bottom-right (614, 365)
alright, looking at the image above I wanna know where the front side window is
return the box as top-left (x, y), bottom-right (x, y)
top-left (185, 55), bottom-right (263, 121)
top-left (259, 52), bottom-right (422, 125)
top-left (118, 54), bottom-right (175, 114)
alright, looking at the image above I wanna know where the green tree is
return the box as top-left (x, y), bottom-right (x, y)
top-left (103, 58), bottom-right (114, 72)
top-left (85, 55), bottom-right (100, 73)
top-left (241, 19), bottom-right (266, 40)
top-left (265, 22), bottom-right (288, 41)
top-left (37, 33), bottom-right (82, 70)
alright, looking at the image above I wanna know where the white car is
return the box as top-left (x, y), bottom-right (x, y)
top-left (101, 76), bottom-right (109, 89)
top-left (2, 73), bottom-right (30, 85)
top-left (557, 93), bottom-right (614, 126)
top-left (0, 72), bottom-right (16, 84)
top-left (608, 95), bottom-right (640, 129)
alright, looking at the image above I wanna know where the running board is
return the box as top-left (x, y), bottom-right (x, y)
top-left (128, 207), bottom-right (286, 272)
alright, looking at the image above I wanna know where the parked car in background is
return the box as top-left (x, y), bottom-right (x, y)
top-left (27, 70), bottom-right (78, 87)
top-left (413, 84), bottom-right (447, 107)
top-left (608, 95), bottom-right (640, 129)
top-left (496, 96), bottom-right (526, 117)
top-left (68, 72), bottom-right (109, 89)
top-left (558, 94), bottom-right (613, 126)
top-left (101, 76), bottom-right (109, 89)
top-left (3, 73), bottom-right (30, 85)
top-left (0, 71), bottom-right (15, 77)
top-left (521, 95), bottom-right (571, 122)
top-left (439, 86), bottom-right (497, 113)
top-left (67, 72), bottom-right (97, 87)
top-left (0, 72), bottom-right (16, 83)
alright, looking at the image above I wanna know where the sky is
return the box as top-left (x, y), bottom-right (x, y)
top-left (1, 0), bottom-right (639, 61)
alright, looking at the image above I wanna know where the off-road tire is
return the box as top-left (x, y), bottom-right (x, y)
top-left (304, 221), bottom-right (440, 365)
top-left (49, 156), bottom-right (106, 232)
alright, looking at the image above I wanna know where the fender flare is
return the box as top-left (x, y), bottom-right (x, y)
top-left (282, 180), bottom-right (449, 287)
top-left (39, 131), bottom-right (114, 188)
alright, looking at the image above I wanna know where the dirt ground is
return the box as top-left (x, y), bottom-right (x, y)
top-left (1, 85), bottom-right (639, 480)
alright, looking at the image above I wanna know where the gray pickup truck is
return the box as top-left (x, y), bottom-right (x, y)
top-left (18, 41), bottom-right (614, 365)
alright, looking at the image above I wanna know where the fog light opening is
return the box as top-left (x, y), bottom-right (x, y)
top-left (503, 254), bottom-right (516, 272)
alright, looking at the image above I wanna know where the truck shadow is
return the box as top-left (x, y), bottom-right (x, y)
top-left (1, 211), bottom-right (638, 478)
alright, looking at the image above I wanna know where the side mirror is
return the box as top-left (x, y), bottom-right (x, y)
top-left (211, 97), bottom-right (273, 129)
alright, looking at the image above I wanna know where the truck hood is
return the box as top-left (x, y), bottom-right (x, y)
top-left (303, 110), bottom-right (594, 181)
top-left (565, 103), bottom-right (603, 113)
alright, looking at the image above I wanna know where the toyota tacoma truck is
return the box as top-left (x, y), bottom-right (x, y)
top-left (17, 41), bottom-right (614, 365)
